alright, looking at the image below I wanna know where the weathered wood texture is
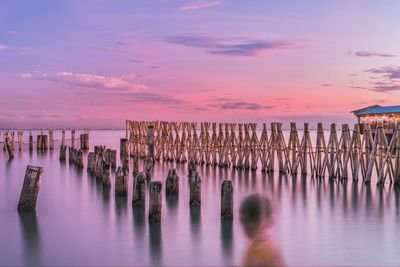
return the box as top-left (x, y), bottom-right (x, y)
top-left (127, 121), bottom-right (400, 184)
top-left (18, 165), bottom-right (44, 210)
top-left (166, 169), bottom-right (179, 194)
top-left (221, 180), bottom-right (233, 219)
top-left (115, 166), bottom-right (128, 196)
top-left (132, 172), bottom-right (146, 206)
top-left (148, 181), bottom-right (162, 221)
top-left (80, 133), bottom-right (90, 150)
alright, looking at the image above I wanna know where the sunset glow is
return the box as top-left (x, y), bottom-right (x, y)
top-left (1, 0), bottom-right (400, 128)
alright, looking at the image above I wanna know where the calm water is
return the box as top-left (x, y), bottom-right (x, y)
top-left (0, 130), bottom-right (399, 266)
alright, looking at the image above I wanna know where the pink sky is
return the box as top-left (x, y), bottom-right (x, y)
top-left (0, 0), bottom-right (399, 128)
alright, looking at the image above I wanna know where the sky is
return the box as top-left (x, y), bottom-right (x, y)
top-left (1, 0), bottom-right (400, 128)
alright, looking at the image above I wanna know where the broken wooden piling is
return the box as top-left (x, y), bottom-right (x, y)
top-left (80, 132), bottom-right (89, 150)
top-left (132, 172), bottom-right (146, 206)
top-left (166, 169), bottom-right (179, 194)
top-left (115, 166), bottom-right (128, 196)
top-left (18, 165), bottom-right (44, 211)
top-left (189, 171), bottom-right (201, 206)
top-left (102, 160), bottom-right (111, 188)
top-left (148, 181), bottom-right (162, 222)
top-left (5, 137), bottom-right (14, 159)
top-left (221, 180), bottom-right (233, 219)
top-left (59, 145), bottom-right (67, 161)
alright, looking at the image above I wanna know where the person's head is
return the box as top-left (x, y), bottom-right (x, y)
top-left (239, 194), bottom-right (273, 239)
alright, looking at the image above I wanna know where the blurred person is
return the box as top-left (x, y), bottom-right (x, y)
top-left (240, 194), bottom-right (285, 267)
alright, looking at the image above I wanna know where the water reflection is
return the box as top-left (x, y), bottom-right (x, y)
top-left (394, 185), bottom-right (400, 219)
top-left (166, 194), bottom-right (178, 218)
top-left (133, 207), bottom-right (145, 240)
top-left (115, 196), bottom-right (128, 223)
top-left (220, 219), bottom-right (233, 265)
top-left (149, 222), bottom-right (162, 266)
top-left (18, 211), bottom-right (41, 267)
top-left (190, 206), bottom-right (201, 241)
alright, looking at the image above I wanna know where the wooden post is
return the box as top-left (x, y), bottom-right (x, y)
top-left (120, 138), bottom-right (129, 157)
top-left (110, 150), bottom-right (117, 169)
top-left (189, 171), bottom-right (201, 206)
top-left (132, 155), bottom-right (139, 176)
top-left (166, 169), bottom-right (179, 194)
top-left (80, 133), bottom-right (89, 150)
top-left (11, 131), bottom-right (15, 151)
top-left (5, 137), bottom-right (14, 159)
top-left (132, 172), bottom-right (146, 206)
top-left (69, 147), bottom-right (75, 163)
top-left (36, 135), bottom-right (42, 151)
top-left (144, 156), bottom-right (154, 180)
top-left (122, 155), bottom-right (129, 171)
top-left (18, 166), bottom-right (44, 211)
top-left (87, 152), bottom-right (95, 174)
top-left (115, 166), bottom-right (128, 196)
top-left (148, 181), bottom-right (162, 222)
top-left (395, 127), bottom-right (400, 184)
top-left (59, 145), bottom-right (67, 161)
top-left (102, 160), bottom-right (111, 188)
top-left (29, 131), bottom-right (33, 151)
top-left (17, 130), bottom-right (23, 151)
top-left (42, 134), bottom-right (48, 150)
top-left (221, 180), bottom-right (233, 219)
top-left (49, 130), bottom-right (54, 150)
top-left (95, 155), bottom-right (104, 180)
top-left (61, 129), bottom-right (66, 147)
top-left (148, 125), bottom-right (154, 159)
top-left (76, 149), bottom-right (84, 169)
top-left (71, 129), bottom-right (75, 148)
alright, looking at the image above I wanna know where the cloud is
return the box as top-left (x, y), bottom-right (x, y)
top-left (164, 34), bottom-right (296, 57)
top-left (0, 44), bottom-right (9, 50)
top-left (349, 51), bottom-right (396, 58)
top-left (322, 83), bottom-right (331, 87)
top-left (18, 71), bottom-right (148, 91)
top-left (123, 92), bottom-right (186, 104)
top-left (371, 82), bottom-right (400, 92)
top-left (352, 66), bottom-right (400, 93)
top-left (365, 66), bottom-right (400, 79)
top-left (209, 99), bottom-right (274, 111)
top-left (180, 1), bottom-right (223, 11)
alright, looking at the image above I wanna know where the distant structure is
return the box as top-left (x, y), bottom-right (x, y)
top-left (352, 105), bottom-right (400, 134)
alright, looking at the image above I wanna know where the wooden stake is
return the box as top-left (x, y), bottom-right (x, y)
top-left (166, 169), bottom-right (179, 194)
top-left (115, 166), bottom-right (128, 196)
top-left (18, 165), bottom-right (44, 211)
top-left (148, 181), bottom-right (162, 222)
top-left (132, 172), bottom-right (146, 206)
top-left (189, 171), bottom-right (201, 206)
top-left (221, 180), bottom-right (233, 219)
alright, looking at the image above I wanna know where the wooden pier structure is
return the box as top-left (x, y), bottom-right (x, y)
top-left (126, 120), bottom-right (400, 184)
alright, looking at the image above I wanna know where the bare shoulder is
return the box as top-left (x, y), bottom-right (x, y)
top-left (243, 240), bottom-right (286, 267)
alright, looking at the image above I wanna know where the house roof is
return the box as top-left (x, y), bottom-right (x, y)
top-left (353, 105), bottom-right (400, 116)
top-left (351, 105), bottom-right (381, 114)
